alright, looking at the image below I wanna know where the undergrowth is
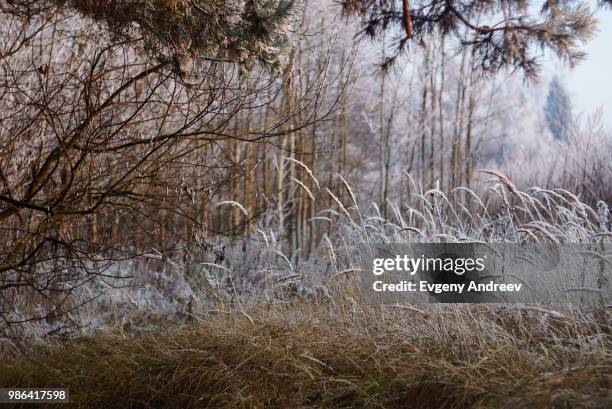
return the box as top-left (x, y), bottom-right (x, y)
top-left (0, 301), bottom-right (610, 408)
top-left (1, 175), bottom-right (610, 408)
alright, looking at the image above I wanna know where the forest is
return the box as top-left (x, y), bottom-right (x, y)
top-left (0, 1), bottom-right (610, 408)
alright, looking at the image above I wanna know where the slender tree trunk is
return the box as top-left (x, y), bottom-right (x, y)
top-left (278, 51), bottom-right (295, 242)
top-left (451, 49), bottom-right (468, 191)
top-left (438, 36), bottom-right (446, 191)
top-left (244, 115), bottom-right (254, 235)
top-left (465, 75), bottom-right (476, 190)
top-left (419, 87), bottom-right (428, 189)
top-left (379, 39), bottom-right (387, 218)
top-left (429, 45), bottom-right (438, 190)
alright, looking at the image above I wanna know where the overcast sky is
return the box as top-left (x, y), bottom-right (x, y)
top-left (543, 5), bottom-right (612, 127)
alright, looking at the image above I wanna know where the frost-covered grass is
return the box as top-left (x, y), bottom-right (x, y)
top-left (1, 301), bottom-right (610, 408)
top-left (2, 175), bottom-right (610, 348)
top-left (1, 176), bottom-right (610, 407)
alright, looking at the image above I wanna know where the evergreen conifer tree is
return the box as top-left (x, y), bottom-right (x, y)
top-left (340, 0), bottom-right (601, 77)
top-left (545, 76), bottom-right (574, 142)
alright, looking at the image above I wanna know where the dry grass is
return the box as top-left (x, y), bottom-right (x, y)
top-left (1, 300), bottom-right (610, 409)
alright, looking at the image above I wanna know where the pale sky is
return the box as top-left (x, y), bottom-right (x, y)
top-left (543, 5), bottom-right (612, 126)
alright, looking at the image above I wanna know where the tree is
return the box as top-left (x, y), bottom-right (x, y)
top-left (0, 0), bottom-right (345, 325)
top-left (340, 0), bottom-right (600, 77)
top-left (545, 76), bottom-right (574, 142)
top-left (1, 0), bottom-right (302, 73)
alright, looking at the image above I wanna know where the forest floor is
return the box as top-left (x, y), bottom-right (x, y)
top-left (1, 297), bottom-right (610, 408)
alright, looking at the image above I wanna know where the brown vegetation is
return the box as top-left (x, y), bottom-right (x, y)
top-left (1, 2), bottom-right (611, 407)
top-left (1, 299), bottom-right (610, 408)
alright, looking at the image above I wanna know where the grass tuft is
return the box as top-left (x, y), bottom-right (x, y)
top-left (1, 302), bottom-right (610, 408)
